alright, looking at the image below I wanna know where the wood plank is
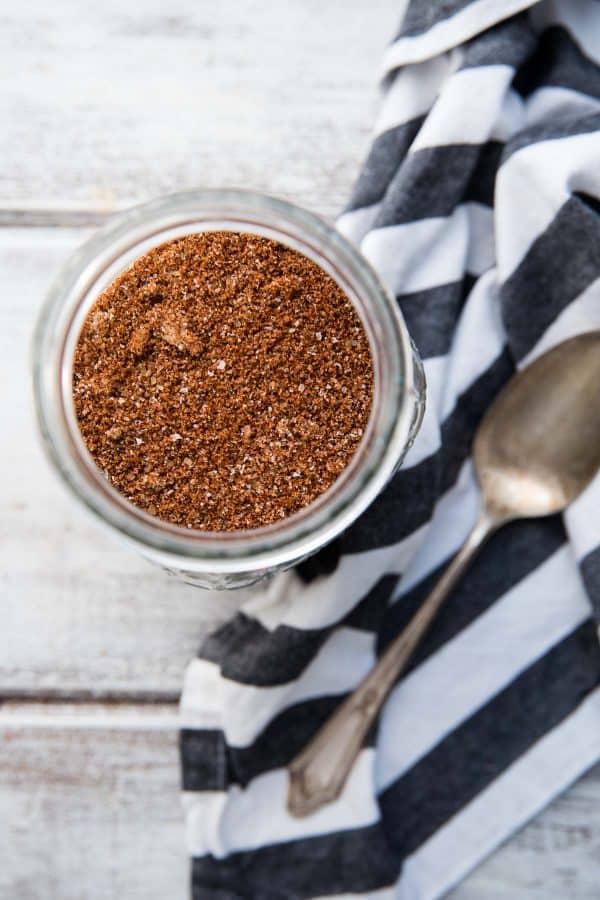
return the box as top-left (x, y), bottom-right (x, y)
top-left (0, 0), bottom-right (397, 220)
top-left (0, 210), bottom-right (111, 227)
top-left (1, 704), bottom-right (599, 899)
top-left (1, 228), bottom-right (254, 697)
top-left (0, 704), bottom-right (187, 900)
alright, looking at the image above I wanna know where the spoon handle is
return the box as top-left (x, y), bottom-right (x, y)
top-left (287, 508), bottom-right (500, 818)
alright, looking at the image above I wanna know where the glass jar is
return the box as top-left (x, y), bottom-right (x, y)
top-left (33, 190), bottom-right (425, 589)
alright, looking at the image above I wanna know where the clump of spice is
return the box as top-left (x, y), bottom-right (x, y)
top-left (73, 232), bottom-right (373, 531)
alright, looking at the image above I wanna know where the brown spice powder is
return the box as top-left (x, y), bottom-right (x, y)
top-left (73, 232), bottom-right (373, 531)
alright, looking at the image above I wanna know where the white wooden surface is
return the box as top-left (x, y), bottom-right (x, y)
top-left (1, 2), bottom-right (599, 897)
top-left (0, 0), bottom-right (389, 220)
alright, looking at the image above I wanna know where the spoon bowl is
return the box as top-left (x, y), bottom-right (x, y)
top-left (475, 331), bottom-right (600, 520)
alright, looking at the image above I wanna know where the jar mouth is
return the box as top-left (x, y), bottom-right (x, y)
top-left (33, 189), bottom-right (416, 572)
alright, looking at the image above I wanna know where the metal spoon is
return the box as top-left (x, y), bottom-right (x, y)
top-left (287, 331), bottom-right (600, 817)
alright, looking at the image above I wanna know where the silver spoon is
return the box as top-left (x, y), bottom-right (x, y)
top-left (287, 331), bottom-right (600, 817)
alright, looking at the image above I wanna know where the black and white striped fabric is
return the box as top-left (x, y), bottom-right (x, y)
top-left (180, 2), bottom-right (600, 897)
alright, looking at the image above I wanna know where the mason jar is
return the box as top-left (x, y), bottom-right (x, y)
top-left (32, 190), bottom-right (425, 589)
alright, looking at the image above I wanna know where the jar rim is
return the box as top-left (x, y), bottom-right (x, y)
top-left (32, 189), bottom-right (418, 573)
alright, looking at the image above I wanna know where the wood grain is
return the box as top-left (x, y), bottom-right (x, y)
top-left (0, 0), bottom-right (397, 221)
top-left (1, 704), bottom-right (599, 900)
top-left (0, 704), bottom-right (187, 900)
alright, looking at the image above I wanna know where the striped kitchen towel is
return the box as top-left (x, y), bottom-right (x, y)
top-left (180, 1), bottom-right (600, 897)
